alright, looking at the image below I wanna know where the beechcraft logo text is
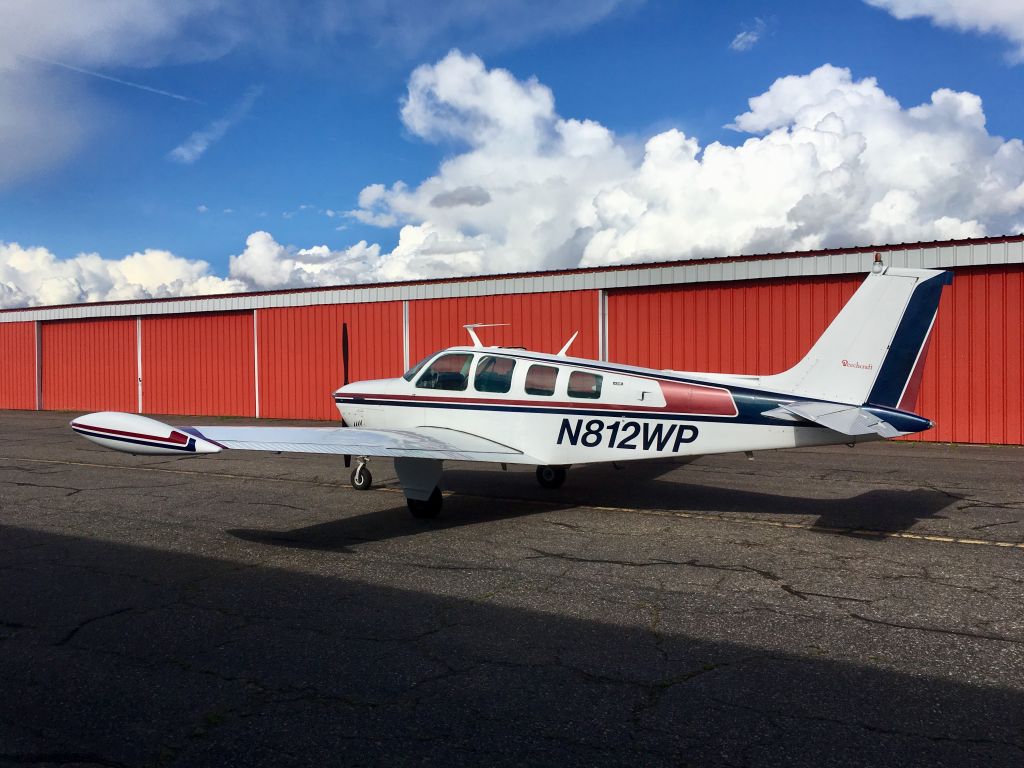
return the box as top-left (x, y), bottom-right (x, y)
top-left (841, 360), bottom-right (874, 370)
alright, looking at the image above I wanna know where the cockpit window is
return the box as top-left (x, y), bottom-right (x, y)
top-left (402, 355), bottom-right (434, 382)
top-left (416, 353), bottom-right (473, 391)
top-left (567, 370), bottom-right (602, 399)
top-left (474, 355), bottom-right (516, 393)
top-left (525, 364), bottom-right (558, 396)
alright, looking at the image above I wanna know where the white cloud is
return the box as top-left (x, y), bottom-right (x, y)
top-left (866, 0), bottom-right (1024, 61)
top-left (730, 18), bottom-right (768, 52)
top-left (5, 52), bottom-right (1024, 307)
top-left (0, 241), bottom-right (245, 308)
top-left (346, 52), bottom-right (1024, 274)
top-left (227, 231), bottom-right (382, 289)
top-left (168, 85), bottom-right (262, 164)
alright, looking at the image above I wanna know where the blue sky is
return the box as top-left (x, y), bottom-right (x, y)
top-left (2, 0), bottom-right (1024, 306)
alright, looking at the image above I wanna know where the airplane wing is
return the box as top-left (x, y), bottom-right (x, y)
top-left (70, 412), bottom-right (540, 464)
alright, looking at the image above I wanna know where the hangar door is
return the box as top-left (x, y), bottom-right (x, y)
top-left (41, 318), bottom-right (138, 412)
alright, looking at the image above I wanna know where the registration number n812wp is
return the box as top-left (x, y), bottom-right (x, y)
top-left (556, 418), bottom-right (698, 451)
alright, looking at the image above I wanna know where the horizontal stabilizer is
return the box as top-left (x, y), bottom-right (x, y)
top-left (763, 402), bottom-right (901, 438)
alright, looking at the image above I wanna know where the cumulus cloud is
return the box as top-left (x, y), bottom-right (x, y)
top-left (730, 18), bottom-right (768, 52)
top-left (0, 241), bottom-right (245, 308)
top-left (5, 52), bottom-right (1024, 306)
top-left (168, 85), bottom-right (263, 164)
top-left (866, 0), bottom-right (1024, 61)
top-left (345, 52), bottom-right (1024, 273)
top-left (430, 185), bottom-right (492, 208)
top-left (227, 231), bottom-right (382, 290)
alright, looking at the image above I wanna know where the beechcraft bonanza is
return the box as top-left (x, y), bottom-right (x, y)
top-left (72, 257), bottom-right (951, 519)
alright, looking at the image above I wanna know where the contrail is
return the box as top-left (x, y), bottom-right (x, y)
top-left (168, 84), bottom-right (263, 164)
top-left (23, 55), bottom-right (200, 103)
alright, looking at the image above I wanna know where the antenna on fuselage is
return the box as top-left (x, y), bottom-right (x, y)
top-left (463, 323), bottom-right (508, 348)
top-left (557, 331), bottom-right (579, 357)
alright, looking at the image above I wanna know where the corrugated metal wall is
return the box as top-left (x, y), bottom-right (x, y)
top-left (0, 322), bottom-right (36, 410)
top-left (258, 302), bottom-right (404, 420)
top-left (607, 266), bottom-right (1024, 445)
top-left (141, 313), bottom-right (255, 417)
top-left (3, 264), bottom-right (1022, 446)
top-left (41, 319), bottom-right (137, 412)
top-left (408, 291), bottom-right (600, 363)
top-left (915, 265), bottom-right (1024, 444)
top-left (608, 276), bottom-right (861, 375)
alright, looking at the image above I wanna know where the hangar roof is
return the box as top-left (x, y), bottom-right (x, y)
top-left (2, 234), bottom-right (1022, 323)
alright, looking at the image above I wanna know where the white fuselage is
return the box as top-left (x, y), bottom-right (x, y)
top-left (334, 347), bottom-right (869, 466)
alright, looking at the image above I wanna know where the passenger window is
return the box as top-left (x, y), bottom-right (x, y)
top-left (416, 353), bottom-right (473, 391)
top-left (525, 364), bottom-right (558, 396)
top-left (567, 370), bottom-right (602, 399)
top-left (474, 356), bottom-right (516, 394)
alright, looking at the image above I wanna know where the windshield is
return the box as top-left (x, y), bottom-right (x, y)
top-left (402, 354), bottom-right (435, 382)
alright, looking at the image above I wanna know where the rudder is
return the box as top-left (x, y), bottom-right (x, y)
top-left (760, 266), bottom-right (952, 408)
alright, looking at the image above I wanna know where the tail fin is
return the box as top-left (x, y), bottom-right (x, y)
top-left (761, 266), bottom-right (952, 408)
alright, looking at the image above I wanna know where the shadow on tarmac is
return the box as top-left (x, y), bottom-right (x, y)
top-left (1, 522), bottom-right (1020, 767)
top-left (229, 459), bottom-right (958, 552)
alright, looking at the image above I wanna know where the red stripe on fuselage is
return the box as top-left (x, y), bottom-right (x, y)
top-left (338, 383), bottom-right (738, 418)
top-left (659, 381), bottom-right (738, 417)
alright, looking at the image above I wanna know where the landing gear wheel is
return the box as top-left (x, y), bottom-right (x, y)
top-left (350, 465), bottom-right (372, 490)
top-left (536, 465), bottom-right (567, 489)
top-left (407, 487), bottom-right (443, 519)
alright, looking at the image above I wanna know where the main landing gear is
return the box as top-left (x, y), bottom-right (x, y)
top-left (536, 465), bottom-right (568, 489)
top-left (350, 456), bottom-right (372, 490)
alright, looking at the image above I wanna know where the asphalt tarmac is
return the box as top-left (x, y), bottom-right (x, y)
top-left (1, 409), bottom-right (1023, 767)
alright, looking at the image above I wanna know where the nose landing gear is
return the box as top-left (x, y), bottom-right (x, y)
top-left (536, 465), bottom-right (568, 489)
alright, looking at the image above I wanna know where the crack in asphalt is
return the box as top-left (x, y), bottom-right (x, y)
top-left (55, 606), bottom-right (136, 647)
top-left (848, 613), bottom-right (1024, 646)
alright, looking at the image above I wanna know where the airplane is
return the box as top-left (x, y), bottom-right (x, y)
top-left (71, 256), bottom-right (951, 519)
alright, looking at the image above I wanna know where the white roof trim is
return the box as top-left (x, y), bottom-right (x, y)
top-left (2, 239), bottom-right (1021, 323)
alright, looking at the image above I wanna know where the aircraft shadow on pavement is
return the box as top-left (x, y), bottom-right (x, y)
top-left (1, 522), bottom-right (1020, 767)
top-left (228, 459), bottom-right (957, 552)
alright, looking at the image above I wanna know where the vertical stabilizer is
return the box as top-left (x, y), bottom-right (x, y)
top-left (761, 266), bottom-right (951, 408)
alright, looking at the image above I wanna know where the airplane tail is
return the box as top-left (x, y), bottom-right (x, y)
top-left (761, 263), bottom-right (952, 410)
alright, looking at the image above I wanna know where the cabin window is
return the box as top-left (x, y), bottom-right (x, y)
top-left (474, 355), bottom-right (516, 394)
top-left (525, 364), bottom-right (558, 396)
top-left (567, 370), bottom-right (602, 399)
top-left (416, 353), bottom-right (473, 391)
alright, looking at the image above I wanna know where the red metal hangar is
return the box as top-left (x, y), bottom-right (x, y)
top-left (2, 234), bottom-right (1022, 446)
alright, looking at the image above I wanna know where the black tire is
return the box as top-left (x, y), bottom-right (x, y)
top-left (350, 466), bottom-right (372, 491)
top-left (407, 487), bottom-right (443, 519)
top-left (536, 465), bottom-right (567, 489)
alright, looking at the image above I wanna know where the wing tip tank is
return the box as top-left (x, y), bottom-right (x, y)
top-left (70, 411), bottom-right (222, 455)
